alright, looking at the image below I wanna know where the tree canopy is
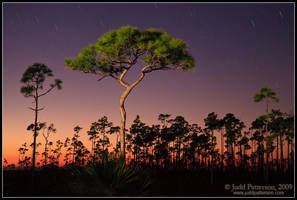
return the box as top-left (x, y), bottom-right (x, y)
top-left (64, 25), bottom-right (195, 82)
top-left (253, 87), bottom-right (279, 103)
top-left (20, 63), bottom-right (62, 98)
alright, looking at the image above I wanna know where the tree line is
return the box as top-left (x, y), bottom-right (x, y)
top-left (7, 107), bottom-right (293, 174)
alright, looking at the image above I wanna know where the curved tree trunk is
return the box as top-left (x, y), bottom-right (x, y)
top-left (119, 72), bottom-right (145, 161)
top-left (119, 89), bottom-right (129, 160)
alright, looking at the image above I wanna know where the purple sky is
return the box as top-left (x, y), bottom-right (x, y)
top-left (3, 3), bottom-right (294, 163)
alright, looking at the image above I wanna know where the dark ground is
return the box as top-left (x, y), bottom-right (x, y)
top-left (3, 164), bottom-right (294, 197)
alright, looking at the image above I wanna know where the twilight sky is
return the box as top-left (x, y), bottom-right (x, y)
top-left (3, 3), bottom-right (294, 165)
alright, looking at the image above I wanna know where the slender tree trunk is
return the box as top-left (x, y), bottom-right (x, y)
top-left (221, 129), bottom-right (224, 167)
top-left (116, 134), bottom-right (119, 157)
top-left (276, 135), bottom-right (279, 169)
top-left (73, 144), bottom-right (75, 164)
top-left (264, 100), bottom-right (269, 183)
top-left (290, 142), bottom-right (294, 165)
top-left (44, 140), bottom-right (48, 167)
top-left (266, 142), bottom-right (269, 165)
top-left (32, 96), bottom-right (38, 170)
top-left (91, 138), bottom-right (93, 156)
top-left (211, 130), bottom-right (214, 164)
top-left (178, 137), bottom-right (181, 163)
top-left (280, 133), bottom-right (284, 170)
top-left (119, 88), bottom-right (129, 160)
top-left (231, 143), bottom-right (234, 166)
top-left (239, 144), bottom-right (242, 166)
top-left (287, 139), bottom-right (290, 170)
top-left (119, 72), bottom-right (145, 161)
top-left (243, 145), bottom-right (246, 167)
top-left (210, 130), bottom-right (214, 184)
top-left (271, 150), bottom-right (273, 169)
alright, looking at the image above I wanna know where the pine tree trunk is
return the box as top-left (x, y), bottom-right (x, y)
top-left (119, 88), bottom-right (130, 161)
top-left (238, 145), bottom-right (240, 166)
top-left (116, 134), bottom-right (119, 157)
top-left (119, 72), bottom-right (145, 161)
top-left (290, 142), bottom-right (294, 165)
top-left (44, 140), bottom-right (48, 167)
top-left (287, 139), bottom-right (290, 169)
top-left (210, 130), bottom-right (214, 184)
top-left (232, 143), bottom-right (235, 166)
top-left (221, 129), bottom-right (224, 167)
top-left (32, 96), bottom-right (38, 170)
top-left (270, 150), bottom-right (273, 168)
top-left (280, 133), bottom-right (284, 170)
top-left (276, 135), bottom-right (279, 169)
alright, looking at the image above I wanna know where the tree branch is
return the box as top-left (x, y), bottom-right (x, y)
top-left (110, 60), bottom-right (130, 65)
top-left (28, 106), bottom-right (45, 111)
top-left (97, 75), bottom-right (108, 81)
top-left (117, 62), bottom-right (135, 88)
top-left (128, 64), bottom-right (152, 89)
top-left (38, 87), bottom-right (55, 98)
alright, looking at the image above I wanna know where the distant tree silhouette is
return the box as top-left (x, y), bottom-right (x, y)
top-left (216, 118), bottom-right (225, 167)
top-left (30, 141), bottom-right (42, 166)
top-left (284, 114), bottom-right (294, 168)
top-left (204, 112), bottom-right (219, 163)
top-left (96, 116), bottom-right (113, 158)
top-left (198, 129), bottom-right (211, 168)
top-left (268, 110), bottom-right (293, 171)
top-left (168, 116), bottom-right (190, 165)
top-left (87, 116), bottom-right (113, 161)
top-left (17, 142), bottom-right (34, 169)
top-left (63, 137), bottom-right (71, 165)
top-left (4, 158), bottom-right (8, 168)
top-left (250, 116), bottom-right (266, 170)
top-left (50, 140), bottom-right (64, 166)
top-left (254, 87), bottom-right (279, 166)
top-left (222, 113), bottom-right (245, 167)
top-left (237, 131), bottom-right (250, 167)
top-left (187, 123), bottom-right (203, 168)
top-left (70, 126), bottom-right (90, 165)
top-left (87, 122), bottom-right (100, 161)
top-left (254, 87), bottom-right (279, 114)
top-left (109, 126), bottom-right (121, 157)
top-left (157, 114), bottom-right (173, 166)
top-left (254, 87), bottom-right (280, 183)
top-left (40, 123), bottom-right (56, 167)
top-left (20, 63), bottom-right (62, 169)
top-left (204, 112), bottom-right (220, 184)
top-left (65, 25), bottom-right (195, 160)
top-left (71, 126), bottom-right (81, 164)
top-left (128, 115), bottom-right (148, 163)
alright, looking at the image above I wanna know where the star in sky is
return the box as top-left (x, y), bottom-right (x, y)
top-left (249, 19), bottom-right (256, 28)
top-left (189, 9), bottom-right (193, 17)
top-left (54, 23), bottom-right (59, 31)
top-left (279, 10), bottom-right (284, 19)
top-left (34, 16), bottom-right (39, 24)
